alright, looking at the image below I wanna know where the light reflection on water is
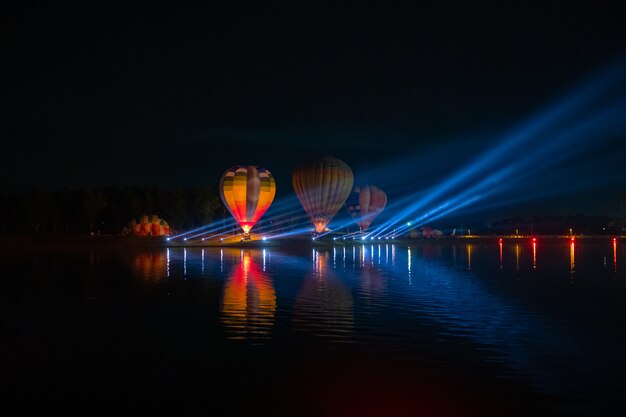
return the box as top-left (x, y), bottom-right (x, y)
top-left (614, 239), bottom-right (618, 272)
top-left (221, 249), bottom-right (276, 342)
top-left (293, 249), bottom-right (354, 341)
top-left (122, 240), bottom-right (624, 414)
top-left (3, 238), bottom-right (625, 416)
top-left (570, 240), bottom-right (576, 278)
top-left (132, 251), bottom-right (168, 281)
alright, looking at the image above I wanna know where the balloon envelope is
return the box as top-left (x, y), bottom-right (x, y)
top-left (220, 165), bottom-right (276, 234)
top-left (292, 156), bottom-right (354, 233)
top-left (345, 185), bottom-right (387, 231)
top-left (127, 215), bottom-right (170, 236)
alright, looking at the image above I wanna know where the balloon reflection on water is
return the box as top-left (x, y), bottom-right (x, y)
top-left (221, 249), bottom-right (276, 341)
top-left (293, 249), bottom-right (354, 341)
top-left (132, 251), bottom-right (169, 281)
top-left (359, 262), bottom-right (388, 303)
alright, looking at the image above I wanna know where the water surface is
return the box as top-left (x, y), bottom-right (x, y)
top-left (4, 239), bottom-right (625, 416)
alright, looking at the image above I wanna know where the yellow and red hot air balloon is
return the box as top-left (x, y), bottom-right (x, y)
top-left (219, 165), bottom-right (276, 239)
top-left (292, 156), bottom-right (354, 234)
top-left (140, 215), bottom-right (151, 236)
top-left (345, 185), bottom-right (387, 231)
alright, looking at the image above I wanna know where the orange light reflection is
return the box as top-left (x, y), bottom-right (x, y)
top-left (569, 241), bottom-right (575, 278)
top-left (221, 250), bottom-right (276, 341)
top-left (613, 239), bottom-right (617, 272)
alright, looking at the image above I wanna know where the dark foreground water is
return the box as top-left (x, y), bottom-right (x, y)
top-left (3, 239), bottom-right (626, 416)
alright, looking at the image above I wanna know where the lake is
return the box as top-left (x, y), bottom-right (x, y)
top-left (3, 238), bottom-right (625, 416)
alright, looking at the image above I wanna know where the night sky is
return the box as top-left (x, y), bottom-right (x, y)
top-left (3, 3), bottom-right (626, 217)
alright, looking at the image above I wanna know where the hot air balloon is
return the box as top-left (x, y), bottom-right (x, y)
top-left (220, 165), bottom-right (276, 239)
top-left (345, 185), bottom-right (387, 231)
top-left (292, 156), bottom-right (354, 234)
top-left (125, 215), bottom-right (171, 237)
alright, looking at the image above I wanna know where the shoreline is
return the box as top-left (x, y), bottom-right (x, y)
top-left (0, 234), bottom-right (622, 251)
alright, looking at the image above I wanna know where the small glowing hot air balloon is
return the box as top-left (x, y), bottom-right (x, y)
top-left (292, 156), bottom-right (354, 233)
top-left (126, 215), bottom-right (170, 237)
top-left (345, 185), bottom-right (387, 231)
top-left (220, 165), bottom-right (276, 239)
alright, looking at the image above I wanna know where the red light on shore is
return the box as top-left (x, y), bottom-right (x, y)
top-left (570, 237), bottom-right (575, 242)
top-left (613, 238), bottom-right (617, 242)
top-left (532, 238), bottom-right (536, 242)
top-left (498, 238), bottom-right (503, 243)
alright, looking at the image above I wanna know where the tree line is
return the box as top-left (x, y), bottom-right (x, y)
top-left (2, 186), bottom-right (623, 236)
top-left (0, 187), bottom-right (223, 235)
top-left (487, 214), bottom-right (623, 235)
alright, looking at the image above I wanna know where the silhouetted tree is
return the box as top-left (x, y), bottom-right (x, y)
top-left (190, 187), bottom-right (221, 227)
top-left (82, 190), bottom-right (108, 232)
top-left (166, 188), bottom-right (188, 230)
top-left (22, 188), bottom-right (53, 233)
